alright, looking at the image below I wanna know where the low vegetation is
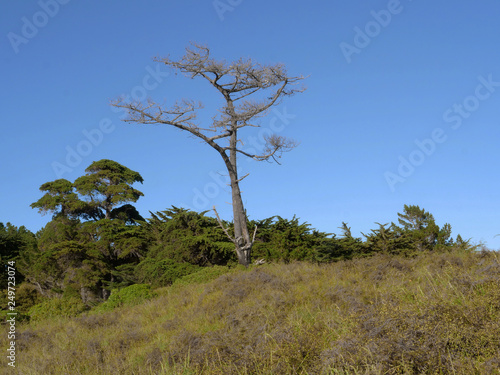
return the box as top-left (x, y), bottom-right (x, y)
top-left (3, 246), bottom-right (500, 374)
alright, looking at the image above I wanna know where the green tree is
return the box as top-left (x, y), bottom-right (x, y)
top-left (455, 234), bottom-right (475, 251)
top-left (436, 223), bottom-right (453, 248)
top-left (337, 222), bottom-right (366, 257)
top-left (81, 218), bottom-right (148, 290)
top-left (363, 222), bottom-right (393, 254)
top-left (19, 217), bottom-right (100, 299)
top-left (27, 160), bottom-right (147, 303)
top-left (397, 205), bottom-right (435, 232)
top-left (30, 179), bottom-right (89, 219)
top-left (394, 205), bottom-right (452, 252)
top-left (0, 223), bottom-right (37, 286)
top-left (74, 159), bottom-right (144, 221)
top-left (22, 216), bottom-right (148, 302)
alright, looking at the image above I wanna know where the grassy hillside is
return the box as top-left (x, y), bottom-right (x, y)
top-left (5, 248), bottom-right (500, 374)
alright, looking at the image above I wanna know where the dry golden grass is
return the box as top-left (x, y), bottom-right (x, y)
top-left (4, 248), bottom-right (500, 374)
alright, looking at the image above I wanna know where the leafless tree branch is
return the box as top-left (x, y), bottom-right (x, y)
top-left (213, 206), bottom-right (235, 244)
top-left (235, 173), bottom-right (250, 183)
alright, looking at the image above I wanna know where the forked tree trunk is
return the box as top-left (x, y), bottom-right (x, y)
top-left (230, 175), bottom-right (252, 266)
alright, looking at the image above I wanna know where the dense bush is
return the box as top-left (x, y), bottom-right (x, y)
top-left (172, 265), bottom-right (234, 286)
top-left (28, 296), bottom-right (88, 322)
top-left (135, 258), bottom-right (202, 287)
top-left (143, 207), bottom-right (236, 267)
top-left (94, 283), bottom-right (156, 312)
top-left (251, 215), bottom-right (332, 262)
top-left (314, 222), bottom-right (367, 262)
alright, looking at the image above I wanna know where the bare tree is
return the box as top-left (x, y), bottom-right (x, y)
top-left (111, 42), bottom-right (305, 267)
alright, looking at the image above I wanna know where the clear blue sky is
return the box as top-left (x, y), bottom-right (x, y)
top-left (1, 0), bottom-right (499, 249)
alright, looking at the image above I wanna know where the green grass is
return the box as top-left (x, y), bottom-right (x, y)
top-left (4, 247), bottom-right (500, 374)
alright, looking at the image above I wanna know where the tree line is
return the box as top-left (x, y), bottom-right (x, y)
top-left (1, 158), bottom-right (472, 312)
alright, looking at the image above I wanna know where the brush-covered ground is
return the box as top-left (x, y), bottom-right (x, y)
top-left (5, 248), bottom-right (500, 375)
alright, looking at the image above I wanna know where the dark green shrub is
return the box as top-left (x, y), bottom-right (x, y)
top-left (144, 207), bottom-right (235, 267)
top-left (251, 216), bottom-right (330, 262)
top-left (13, 283), bottom-right (42, 314)
top-left (135, 258), bottom-right (202, 287)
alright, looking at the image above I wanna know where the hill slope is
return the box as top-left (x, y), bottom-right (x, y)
top-left (6, 248), bottom-right (500, 374)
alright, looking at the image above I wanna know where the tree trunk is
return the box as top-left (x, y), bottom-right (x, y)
top-left (227, 127), bottom-right (252, 267)
top-left (231, 176), bottom-right (252, 266)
